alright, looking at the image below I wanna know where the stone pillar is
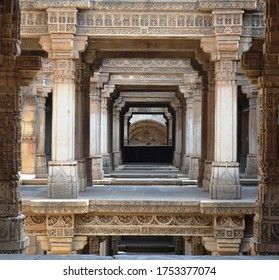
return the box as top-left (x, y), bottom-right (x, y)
top-left (188, 75), bottom-right (203, 180)
top-left (101, 85), bottom-right (114, 174)
top-left (123, 115), bottom-right (129, 146)
top-left (100, 237), bottom-right (110, 256)
top-left (201, 9), bottom-right (252, 199)
top-left (101, 89), bottom-right (110, 174)
top-left (210, 60), bottom-right (241, 199)
top-left (173, 100), bottom-right (183, 169)
top-left (203, 63), bottom-right (215, 191)
top-left (40, 8), bottom-right (88, 198)
top-left (252, 0), bottom-right (279, 255)
top-left (183, 237), bottom-right (192, 255)
top-left (89, 75), bottom-right (103, 180)
top-left (165, 112), bottom-right (173, 146)
top-left (112, 105), bottom-right (121, 168)
top-left (182, 91), bottom-right (194, 175)
top-left (242, 85), bottom-right (258, 178)
top-left (21, 83), bottom-right (37, 174)
top-left (35, 90), bottom-right (48, 177)
top-left (0, 0), bottom-right (39, 253)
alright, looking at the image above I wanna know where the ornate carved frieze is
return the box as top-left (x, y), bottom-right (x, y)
top-left (20, 7), bottom-right (264, 38)
top-left (77, 11), bottom-right (213, 37)
top-left (20, 0), bottom-right (92, 9)
top-left (101, 59), bottom-right (192, 74)
top-left (199, 0), bottom-right (257, 10)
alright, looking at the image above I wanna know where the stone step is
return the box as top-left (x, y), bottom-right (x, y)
top-left (116, 165), bottom-right (179, 171)
top-left (93, 178), bottom-right (197, 186)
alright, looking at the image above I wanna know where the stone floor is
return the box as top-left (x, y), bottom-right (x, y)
top-left (21, 185), bottom-right (257, 204)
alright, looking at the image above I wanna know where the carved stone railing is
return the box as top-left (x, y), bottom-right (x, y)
top-left (23, 199), bottom-right (254, 254)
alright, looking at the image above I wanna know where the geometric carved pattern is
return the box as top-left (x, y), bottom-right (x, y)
top-left (76, 214), bottom-right (213, 227)
top-left (20, 10), bottom-right (264, 38)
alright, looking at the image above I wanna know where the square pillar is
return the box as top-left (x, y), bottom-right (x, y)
top-left (210, 61), bottom-right (241, 199)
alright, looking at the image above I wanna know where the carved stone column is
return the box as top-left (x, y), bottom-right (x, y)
top-left (0, 0), bottom-right (31, 253)
top-left (203, 63), bottom-right (215, 191)
top-left (35, 89), bottom-right (48, 176)
top-left (173, 100), bottom-right (183, 169)
top-left (165, 111), bottom-right (173, 146)
top-left (101, 85), bottom-right (114, 174)
top-left (75, 60), bottom-right (88, 191)
top-left (185, 75), bottom-right (203, 180)
top-left (21, 83), bottom-right (37, 174)
top-left (112, 105), bottom-right (121, 168)
top-left (210, 60), bottom-right (241, 199)
top-left (252, 0), bottom-right (279, 255)
top-left (40, 8), bottom-right (88, 198)
top-left (123, 115), bottom-right (130, 146)
top-left (201, 9), bottom-right (252, 199)
top-left (181, 89), bottom-right (194, 175)
top-left (90, 75), bottom-right (103, 180)
top-left (242, 85), bottom-right (259, 178)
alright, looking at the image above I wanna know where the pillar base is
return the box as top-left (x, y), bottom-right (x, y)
top-left (0, 215), bottom-right (29, 253)
top-left (244, 154), bottom-right (258, 178)
top-left (92, 155), bottom-right (103, 180)
top-left (189, 156), bottom-right (200, 180)
top-left (102, 153), bottom-right (112, 174)
top-left (77, 159), bottom-right (87, 192)
top-left (210, 162), bottom-right (241, 199)
top-left (181, 154), bottom-right (190, 175)
top-left (35, 153), bottom-right (47, 176)
top-left (173, 152), bottom-right (182, 168)
top-left (47, 161), bottom-right (79, 199)
top-left (203, 160), bottom-right (212, 192)
top-left (113, 151), bottom-right (121, 168)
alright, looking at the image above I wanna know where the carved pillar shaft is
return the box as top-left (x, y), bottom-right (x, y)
top-left (123, 115), bottom-right (129, 146)
top-left (210, 60), bottom-right (241, 199)
top-left (183, 93), bottom-right (194, 175)
top-left (252, 0), bottom-right (279, 254)
top-left (174, 105), bottom-right (182, 168)
top-left (75, 60), bottom-right (87, 191)
top-left (113, 105), bottom-right (121, 168)
top-left (203, 63), bottom-right (215, 191)
top-left (190, 83), bottom-right (203, 180)
top-left (90, 81), bottom-right (103, 180)
top-left (242, 85), bottom-right (258, 177)
top-left (0, 0), bottom-right (28, 253)
top-left (35, 90), bottom-right (48, 176)
top-left (21, 84), bottom-right (37, 174)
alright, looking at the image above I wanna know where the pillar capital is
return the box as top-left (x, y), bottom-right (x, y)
top-left (40, 34), bottom-right (88, 61)
top-left (200, 10), bottom-right (252, 62)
